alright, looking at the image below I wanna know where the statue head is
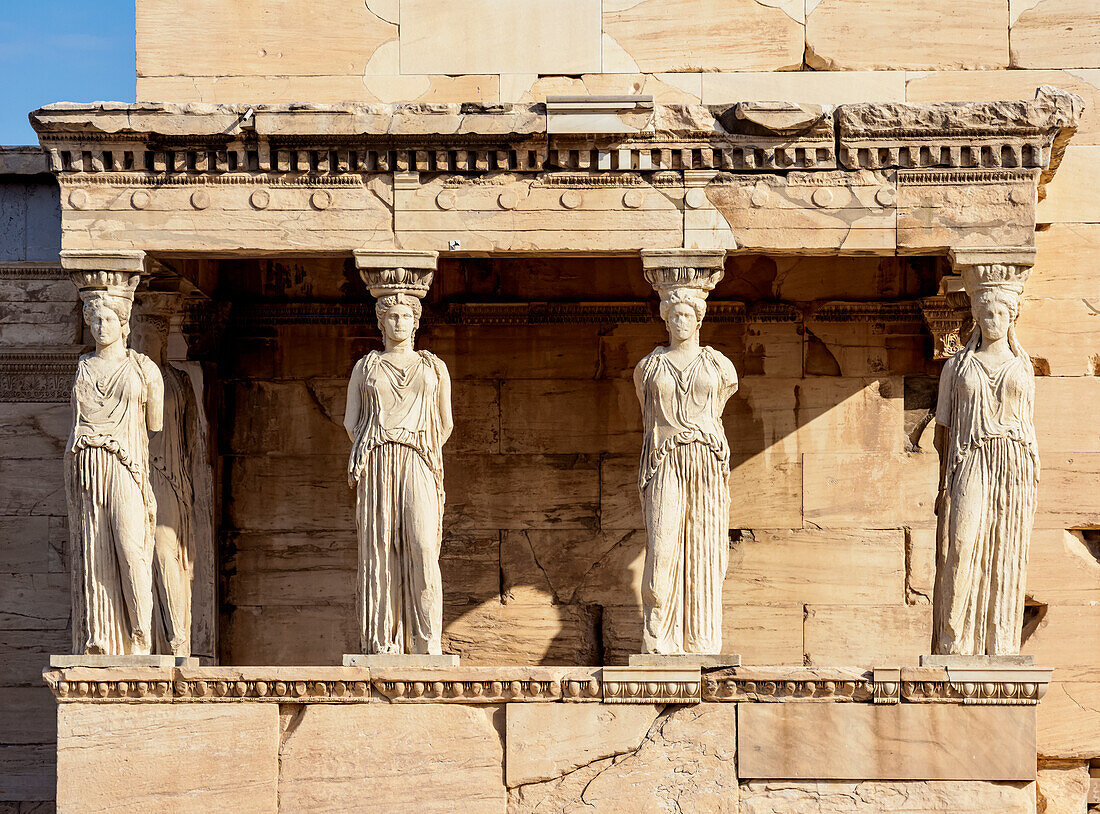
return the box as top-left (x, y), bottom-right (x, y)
top-left (82, 293), bottom-right (132, 348)
top-left (971, 286), bottom-right (1020, 344)
top-left (375, 292), bottom-right (422, 344)
top-left (131, 314), bottom-right (170, 362)
top-left (659, 288), bottom-right (707, 342)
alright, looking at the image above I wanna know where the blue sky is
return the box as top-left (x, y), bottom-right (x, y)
top-left (0, 1), bottom-right (135, 145)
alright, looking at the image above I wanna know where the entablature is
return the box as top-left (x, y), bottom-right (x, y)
top-left (29, 88), bottom-right (1082, 257)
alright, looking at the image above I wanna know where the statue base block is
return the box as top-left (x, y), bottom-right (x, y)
top-left (628, 653), bottom-right (741, 668)
top-left (342, 653), bottom-right (459, 668)
top-left (49, 655), bottom-right (197, 668)
top-left (920, 655), bottom-right (1034, 668)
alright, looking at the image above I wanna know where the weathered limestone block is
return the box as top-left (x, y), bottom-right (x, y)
top-left (501, 528), bottom-right (644, 607)
top-left (57, 703), bottom-right (278, 813)
top-left (0, 629), bottom-right (70, 685)
top-left (1038, 146), bottom-right (1100, 223)
top-left (445, 453), bottom-right (600, 530)
top-left (278, 704), bottom-right (505, 813)
top-left (703, 71), bottom-right (905, 107)
top-left (802, 452), bottom-right (939, 528)
top-left (603, 603), bottom-right (805, 666)
top-left (0, 456), bottom-right (67, 515)
top-left (1022, 606), bottom-right (1100, 669)
top-left (501, 72), bottom-right (705, 105)
top-left (400, 0), bottom-right (600, 74)
top-left (804, 604), bottom-right (931, 666)
top-left (136, 0), bottom-right (396, 78)
top-left (0, 743), bottom-right (54, 803)
top-left (1029, 223), bottom-right (1100, 299)
top-left (1037, 672), bottom-right (1100, 758)
top-left (224, 531), bottom-right (354, 608)
top-left (1036, 759), bottom-right (1091, 814)
top-left (0, 687), bottom-right (55, 744)
top-left (501, 378), bottom-right (640, 455)
top-left (1035, 454), bottom-right (1100, 527)
top-left (223, 603), bottom-right (358, 665)
top-left (1010, 0), bottom-right (1100, 69)
top-left (505, 703), bottom-right (661, 786)
top-left (806, 0), bottom-right (1009, 70)
top-left (603, 0), bottom-right (802, 72)
top-left (727, 529), bottom-right (906, 606)
top-left (435, 324), bottom-right (603, 380)
top-left (740, 779), bottom-right (1035, 814)
top-left (224, 454), bottom-right (354, 531)
top-left (739, 704), bottom-right (1036, 780)
top-left (0, 573), bottom-right (69, 630)
top-left (1015, 297), bottom-right (1100, 376)
top-left (0, 404), bottom-right (72, 460)
top-left (1025, 529), bottom-right (1100, 606)
top-left (443, 600), bottom-right (601, 665)
top-left (509, 705), bottom-right (738, 813)
top-left (1035, 377), bottom-right (1100, 451)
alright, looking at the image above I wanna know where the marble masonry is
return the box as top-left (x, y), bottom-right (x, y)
top-left (2, 1), bottom-right (1100, 812)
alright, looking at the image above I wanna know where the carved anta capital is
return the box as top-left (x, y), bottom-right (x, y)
top-left (640, 249), bottom-right (726, 298)
top-left (948, 247), bottom-right (1036, 299)
top-left (353, 249), bottom-right (439, 299)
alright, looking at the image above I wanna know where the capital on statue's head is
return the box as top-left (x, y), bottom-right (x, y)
top-left (70, 270), bottom-right (142, 303)
top-left (640, 249), bottom-right (726, 299)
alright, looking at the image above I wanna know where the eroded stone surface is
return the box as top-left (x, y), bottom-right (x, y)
top-left (279, 704), bottom-right (506, 813)
top-left (508, 705), bottom-right (738, 813)
top-left (740, 780), bottom-right (1035, 814)
top-left (1036, 759), bottom-right (1090, 814)
top-left (505, 703), bottom-right (661, 786)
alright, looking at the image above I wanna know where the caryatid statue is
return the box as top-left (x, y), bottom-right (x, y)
top-left (133, 292), bottom-right (199, 658)
top-left (63, 254), bottom-right (164, 656)
top-left (345, 251), bottom-right (452, 656)
top-left (635, 250), bottom-right (738, 656)
top-left (933, 248), bottom-right (1040, 657)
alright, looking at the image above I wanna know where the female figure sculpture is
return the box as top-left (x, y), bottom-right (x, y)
top-left (133, 298), bottom-right (198, 657)
top-left (635, 259), bottom-right (738, 655)
top-left (344, 284), bottom-right (452, 655)
top-left (933, 262), bottom-right (1039, 656)
top-left (66, 272), bottom-right (163, 655)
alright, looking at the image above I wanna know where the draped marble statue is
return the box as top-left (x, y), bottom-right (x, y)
top-left (133, 295), bottom-right (198, 657)
top-left (345, 262), bottom-right (452, 655)
top-left (933, 256), bottom-right (1039, 657)
top-left (66, 271), bottom-right (164, 655)
top-left (635, 253), bottom-right (738, 655)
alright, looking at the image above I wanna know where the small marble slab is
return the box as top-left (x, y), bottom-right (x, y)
top-left (628, 653), bottom-right (741, 668)
top-left (50, 655), bottom-right (196, 668)
top-left (920, 654), bottom-right (1035, 668)
top-left (342, 654), bottom-right (459, 668)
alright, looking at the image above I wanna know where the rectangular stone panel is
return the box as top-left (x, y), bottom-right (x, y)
top-left (1035, 454), bottom-right (1100, 528)
top-left (604, 0), bottom-right (804, 72)
top-left (1016, 297), bottom-right (1100, 376)
top-left (1026, 529), bottom-right (1100, 607)
top-left (1010, 0), bottom-right (1100, 69)
top-left (443, 600), bottom-right (600, 666)
top-left (401, 0), bottom-right (601, 75)
top-left (57, 703), bottom-right (279, 813)
top-left (805, 0), bottom-right (1009, 70)
top-left (1037, 672), bottom-right (1100, 759)
top-left (0, 687), bottom-right (55, 744)
top-left (1035, 378), bottom-right (1100, 452)
top-left (738, 703), bottom-right (1036, 780)
top-left (223, 603), bottom-right (357, 666)
top-left (278, 704), bottom-right (506, 812)
top-left (1037, 146), bottom-right (1100, 223)
top-left (727, 529), bottom-right (905, 606)
top-left (0, 742), bottom-right (54, 802)
top-left (804, 604), bottom-right (931, 667)
top-left (1022, 606), bottom-right (1100, 670)
top-left (505, 702), bottom-right (661, 786)
top-left (803, 452), bottom-right (938, 528)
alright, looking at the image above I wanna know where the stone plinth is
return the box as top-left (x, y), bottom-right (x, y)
top-left (921, 654), bottom-right (1036, 668)
top-left (42, 663), bottom-right (1049, 813)
top-left (50, 655), bottom-right (197, 668)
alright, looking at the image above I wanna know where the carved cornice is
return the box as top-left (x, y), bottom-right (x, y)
top-left (0, 263), bottom-right (66, 279)
top-left (44, 665), bottom-right (1052, 706)
top-left (31, 90), bottom-right (1081, 195)
top-left (0, 346), bottom-right (83, 402)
